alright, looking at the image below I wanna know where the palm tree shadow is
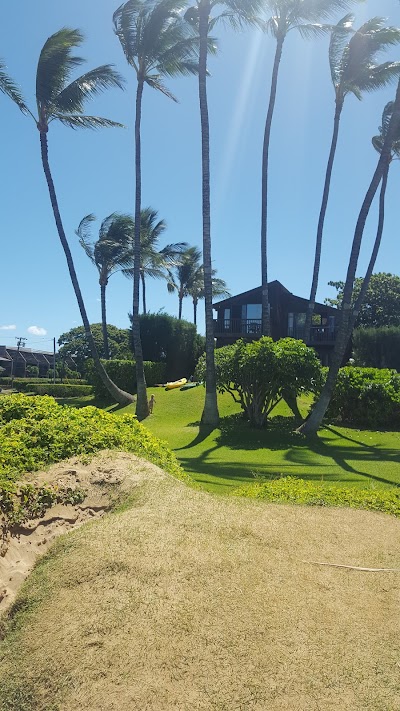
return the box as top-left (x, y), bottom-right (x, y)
top-left (175, 424), bottom-right (217, 451)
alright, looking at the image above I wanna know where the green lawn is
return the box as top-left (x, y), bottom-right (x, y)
top-left (86, 386), bottom-right (400, 494)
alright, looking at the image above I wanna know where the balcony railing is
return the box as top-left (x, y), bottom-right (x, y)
top-left (214, 319), bottom-right (336, 343)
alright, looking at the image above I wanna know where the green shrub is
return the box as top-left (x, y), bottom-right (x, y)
top-left (86, 359), bottom-right (166, 400)
top-left (235, 476), bottom-right (400, 517)
top-left (327, 367), bottom-right (400, 427)
top-left (10, 383), bottom-right (93, 397)
top-left (0, 377), bottom-right (86, 387)
top-left (0, 394), bottom-right (185, 485)
top-left (1, 482), bottom-right (86, 535)
top-left (196, 337), bottom-right (322, 427)
top-left (353, 327), bottom-right (400, 371)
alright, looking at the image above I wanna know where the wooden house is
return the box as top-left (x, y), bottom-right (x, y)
top-left (213, 280), bottom-right (337, 365)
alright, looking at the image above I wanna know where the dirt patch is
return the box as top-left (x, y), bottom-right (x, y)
top-left (0, 455), bottom-right (399, 711)
top-left (0, 451), bottom-right (163, 613)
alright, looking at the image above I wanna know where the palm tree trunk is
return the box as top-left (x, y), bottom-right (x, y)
top-left (39, 130), bottom-right (134, 405)
top-left (178, 290), bottom-right (183, 320)
top-left (199, 0), bottom-right (219, 426)
top-left (298, 83), bottom-right (400, 436)
top-left (261, 35), bottom-right (284, 337)
top-left (100, 281), bottom-right (110, 360)
top-left (141, 273), bottom-right (147, 315)
top-left (133, 80), bottom-right (149, 420)
top-left (193, 298), bottom-right (197, 326)
top-left (349, 163), bottom-right (389, 332)
top-left (304, 99), bottom-right (343, 342)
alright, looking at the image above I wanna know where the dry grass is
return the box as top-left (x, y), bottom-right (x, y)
top-left (0, 452), bottom-right (399, 711)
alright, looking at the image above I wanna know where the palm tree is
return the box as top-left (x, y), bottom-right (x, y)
top-left (349, 101), bottom-right (400, 331)
top-left (187, 267), bottom-right (230, 325)
top-left (114, 0), bottom-right (202, 421)
top-left (76, 213), bottom-right (133, 359)
top-left (299, 80), bottom-right (400, 436)
top-left (304, 15), bottom-right (400, 342)
top-left (259, 0), bottom-right (361, 338)
top-left (122, 207), bottom-right (188, 315)
top-left (6, 28), bottom-right (134, 405)
top-left (167, 245), bottom-right (202, 318)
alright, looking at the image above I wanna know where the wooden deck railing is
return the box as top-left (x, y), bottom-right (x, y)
top-left (213, 320), bottom-right (336, 343)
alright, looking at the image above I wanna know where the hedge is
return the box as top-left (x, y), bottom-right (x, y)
top-left (5, 383), bottom-right (93, 398)
top-left (86, 359), bottom-right (166, 400)
top-left (353, 327), bottom-right (400, 371)
top-left (327, 367), bottom-right (400, 428)
top-left (0, 377), bottom-right (87, 386)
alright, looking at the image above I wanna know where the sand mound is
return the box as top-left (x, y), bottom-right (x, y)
top-left (0, 451), bottom-right (164, 613)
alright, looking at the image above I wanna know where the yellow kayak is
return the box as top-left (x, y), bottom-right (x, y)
top-left (165, 378), bottom-right (187, 391)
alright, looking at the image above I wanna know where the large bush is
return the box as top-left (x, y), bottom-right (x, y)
top-left (0, 394), bottom-right (184, 484)
top-left (353, 327), bottom-right (400, 371)
top-left (135, 313), bottom-right (205, 381)
top-left (86, 359), bottom-right (166, 400)
top-left (196, 337), bottom-right (322, 427)
top-left (9, 383), bottom-right (93, 397)
top-left (327, 367), bottom-right (400, 428)
top-left (58, 323), bottom-right (132, 375)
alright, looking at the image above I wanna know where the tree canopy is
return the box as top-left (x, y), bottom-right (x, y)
top-left (58, 324), bottom-right (132, 374)
top-left (325, 273), bottom-right (400, 328)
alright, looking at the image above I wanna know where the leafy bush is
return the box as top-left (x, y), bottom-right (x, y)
top-left (0, 394), bottom-right (185, 485)
top-left (136, 313), bottom-right (205, 380)
top-left (11, 383), bottom-right (93, 397)
top-left (0, 377), bottom-right (86, 387)
top-left (26, 365), bottom-right (39, 378)
top-left (196, 337), bottom-right (322, 427)
top-left (235, 476), bottom-right (400, 517)
top-left (353, 327), bottom-right (400, 371)
top-left (327, 367), bottom-right (400, 427)
top-left (86, 359), bottom-right (166, 400)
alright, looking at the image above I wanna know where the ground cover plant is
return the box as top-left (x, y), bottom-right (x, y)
top-left (0, 394), bottom-right (183, 485)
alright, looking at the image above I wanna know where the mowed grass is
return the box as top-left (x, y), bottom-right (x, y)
top-left (93, 386), bottom-right (400, 494)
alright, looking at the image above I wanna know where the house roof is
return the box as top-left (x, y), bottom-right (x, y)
top-left (213, 280), bottom-right (336, 313)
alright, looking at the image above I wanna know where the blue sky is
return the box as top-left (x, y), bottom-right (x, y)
top-left (1, 0), bottom-right (400, 350)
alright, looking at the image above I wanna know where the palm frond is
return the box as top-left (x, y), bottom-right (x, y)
top-left (36, 28), bottom-right (85, 112)
top-left (292, 0), bottom-right (363, 24)
top-left (51, 114), bottom-right (125, 130)
top-left (294, 23), bottom-right (331, 40)
top-left (329, 14), bottom-right (355, 87)
top-left (54, 65), bottom-right (125, 113)
top-left (145, 76), bottom-right (178, 100)
top-left (76, 214), bottom-right (96, 263)
top-left (351, 62), bottom-right (400, 95)
top-left (0, 59), bottom-right (27, 112)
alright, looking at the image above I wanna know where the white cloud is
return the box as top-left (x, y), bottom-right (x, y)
top-left (27, 326), bottom-right (47, 336)
top-left (0, 324), bottom-right (16, 331)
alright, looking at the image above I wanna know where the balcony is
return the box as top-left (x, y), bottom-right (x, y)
top-left (214, 319), bottom-right (336, 345)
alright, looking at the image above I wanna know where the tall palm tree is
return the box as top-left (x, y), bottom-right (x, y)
top-left (304, 15), bottom-right (400, 341)
top-left (187, 267), bottom-right (230, 325)
top-left (76, 213), bottom-right (133, 359)
top-left (122, 207), bottom-right (188, 314)
top-left (6, 28), bottom-right (134, 405)
top-left (349, 101), bottom-right (400, 331)
top-left (114, 0), bottom-right (202, 421)
top-left (260, 0), bottom-right (362, 338)
top-left (167, 245), bottom-right (202, 318)
top-left (299, 81), bottom-right (400, 436)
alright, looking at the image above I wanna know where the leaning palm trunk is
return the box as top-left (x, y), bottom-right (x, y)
top-left (39, 131), bottom-right (134, 405)
top-left (260, 35), bottom-right (284, 336)
top-left (298, 83), bottom-right (400, 436)
top-left (100, 281), bottom-right (110, 359)
top-left (199, 0), bottom-right (219, 426)
top-left (304, 100), bottom-right (343, 342)
top-left (133, 81), bottom-right (149, 420)
top-left (348, 164), bottom-right (389, 332)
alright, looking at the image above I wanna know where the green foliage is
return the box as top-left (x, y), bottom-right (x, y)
top-left (86, 359), bottom-right (166, 399)
top-left (0, 394), bottom-right (185, 485)
top-left (326, 273), bottom-right (400, 328)
top-left (25, 365), bottom-right (39, 378)
top-left (196, 338), bottom-right (322, 427)
top-left (327, 367), bottom-right (400, 427)
top-left (9, 383), bottom-right (93, 397)
top-left (136, 313), bottom-right (205, 380)
top-left (1, 482), bottom-right (86, 536)
top-left (58, 324), bottom-right (132, 375)
top-left (235, 476), bottom-right (400, 517)
top-left (353, 327), bottom-right (400, 371)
